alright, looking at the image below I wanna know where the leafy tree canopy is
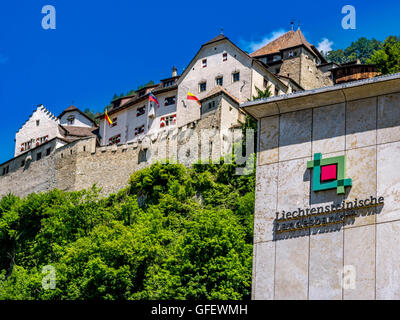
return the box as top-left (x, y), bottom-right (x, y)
top-left (326, 37), bottom-right (383, 64)
top-left (0, 161), bottom-right (255, 300)
top-left (367, 36), bottom-right (400, 75)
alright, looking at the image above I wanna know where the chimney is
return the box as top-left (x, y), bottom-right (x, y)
top-left (172, 66), bottom-right (178, 77)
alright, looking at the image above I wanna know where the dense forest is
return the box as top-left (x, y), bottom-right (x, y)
top-left (0, 161), bottom-right (255, 299)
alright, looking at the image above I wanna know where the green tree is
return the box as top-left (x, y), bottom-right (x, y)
top-left (367, 36), bottom-right (400, 75)
top-left (326, 37), bottom-right (383, 64)
top-left (326, 49), bottom-right (346, 64)
top-left (0, 162), bottom-right (255, 300)
top-left (251, 85), bottom-right (271, 101)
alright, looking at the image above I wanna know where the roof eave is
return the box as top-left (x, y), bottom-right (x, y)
top-left (241, 73), bottom-right (400, 120)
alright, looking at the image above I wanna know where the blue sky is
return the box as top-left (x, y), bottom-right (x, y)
top-left (0, 0), bottom-right (398, 163)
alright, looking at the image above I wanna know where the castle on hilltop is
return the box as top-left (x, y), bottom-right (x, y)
top-left (0, 29), bottom-right (340, 198)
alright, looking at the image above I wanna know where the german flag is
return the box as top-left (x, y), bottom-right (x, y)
top-left (187, 91), bottom-right (201, 106)
top-left (105, 110), bottom-right (113, 126)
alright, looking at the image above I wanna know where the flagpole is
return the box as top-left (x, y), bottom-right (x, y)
top-left (146, 96), bottom-right (150, 135)
top-left (103, 109), bottom-right (107, 146)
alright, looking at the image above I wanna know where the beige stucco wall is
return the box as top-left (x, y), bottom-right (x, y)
top-left (253, 91), bottom-right (400, 300)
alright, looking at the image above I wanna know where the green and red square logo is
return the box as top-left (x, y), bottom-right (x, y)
top-left (307, 153), bottom-right (352, 194)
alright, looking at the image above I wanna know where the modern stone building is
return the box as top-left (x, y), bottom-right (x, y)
top-left (242, 73), bottom-right (400, 300)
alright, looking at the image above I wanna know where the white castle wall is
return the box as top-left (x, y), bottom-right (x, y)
top-left (15, 106), bottom-right (60, 157)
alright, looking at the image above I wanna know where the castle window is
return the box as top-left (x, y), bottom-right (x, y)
top-left (216, 77), bottom-right (223, 86)
top-left (138, 148), bottom-right (148, 164)
top-left (39, 136), bottom-right (49, 144)
top-left (275, 67), bottom-right (281, 74)
top-left (21, 160), bottom-right (25, 167)
top-left (223, 53), bottom-right (227, 61)
top-left (109, 134), bottom-right (121, 145)
top-left (23, 140), bottom-right (33, 151)
top-left (163, 80), bottom-right (175, 87)
top-left (199, 82), bottom-right (207, 92)
top-left (263, 78), bottom-right (269, 88)
top-left (202, 59), bottom-right (207, 68)
top-left (111, 117), bottom-right (118, 127)
top-left (134, 125), bottom-right (145, 136)
top-left (160, 114), bottom-right (176, 128)
top-left (165, 114), bottom-right (176, 126)
top-left (138, 90), bottom-right (146, 97)
top-left (67, 115), bottom-right (75, 125)
top-left (46, 148), bottom-right (51, 156)
top-left (36, 120), bottom-right (40, 126)
top-left (37, 152), bottom-right (42, 161)
top-left (273, 55), bottom-right (281, 62)
top-left (137, 106), bottom-right (146, 117)
top-left (275, 87), bottom-right (279, 96)
top-left (207, 101), bottom-right (216, 110)
top-left (2, 166), bottom-right (9, 176)
top-left (288, 51), bottom-right (294, 57)
top-left (164, 96), bottom-right (176, 106)
top-left (232, 72), bottom-right (240, 82)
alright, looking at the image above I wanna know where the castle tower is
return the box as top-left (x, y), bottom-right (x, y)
top-left (250, 29), bottom-right (333, 90)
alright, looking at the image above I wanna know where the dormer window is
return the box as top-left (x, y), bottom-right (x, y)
top-left (202, 59), bottom-right (207, 68)
top-left (67, 115), bottom-right (75, 125)
top-left (138, 90), bottom-right (146, 97)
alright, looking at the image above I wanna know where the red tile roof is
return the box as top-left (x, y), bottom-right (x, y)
top-left (250, 29), bottom-right (323, 62)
